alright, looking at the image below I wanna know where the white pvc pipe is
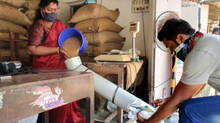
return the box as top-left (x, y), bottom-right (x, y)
top-left (65, 56), bottom-right (155, 113)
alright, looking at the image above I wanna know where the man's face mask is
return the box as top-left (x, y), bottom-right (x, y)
top-left (43, 13), bottom-right (57, 22)
top-left (172, 37), bottom-right (191, 62)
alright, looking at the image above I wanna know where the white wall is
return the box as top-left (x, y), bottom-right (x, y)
top-left (156, 0), bottom-right (181, 17)
top-left (181, 3), bottom-right (209, 33)
top-left (58, 0), bottom-right (84, 24)
top-left (181, 5), bottom-right (199, 31)
top-left (200, 4), bottom-right (209, 33)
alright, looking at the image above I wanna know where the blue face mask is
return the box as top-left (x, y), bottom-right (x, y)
top-left (43, 13), bottom-right (57, 22)
top-left (173, 37), bottom-right (191, 62)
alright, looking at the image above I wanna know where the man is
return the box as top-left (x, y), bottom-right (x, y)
top-left (140, 18), bottom-right (220, 123)
top-left (212, 27), bottom-right (219, 35)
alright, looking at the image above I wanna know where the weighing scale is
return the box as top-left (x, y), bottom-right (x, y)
top-left (95, 21), bottom-right (140, 62)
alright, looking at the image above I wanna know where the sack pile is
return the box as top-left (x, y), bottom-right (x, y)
top-left (24, 0), bottom-right (40, 22)
top-left (69, 4), bottom-right (125, 56)
top-left (0, 0), bottom-right (37, 65)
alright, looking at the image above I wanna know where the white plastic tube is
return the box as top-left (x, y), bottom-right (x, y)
top-left (65, 56), bottom-right (155, 112)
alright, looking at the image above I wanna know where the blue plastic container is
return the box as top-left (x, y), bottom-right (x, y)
top-left (58, 28), bottom-right (87, 55)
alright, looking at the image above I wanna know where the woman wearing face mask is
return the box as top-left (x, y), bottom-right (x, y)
top-left (28, 0), bottom-right (85, 123)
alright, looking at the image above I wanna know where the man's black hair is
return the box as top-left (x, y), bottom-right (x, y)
top-left (212, 27), bottom-right (219, 34)
top-left (34, 0), bottom-right (59, 22)
top-left (158, 18), bottom-right (195, 41)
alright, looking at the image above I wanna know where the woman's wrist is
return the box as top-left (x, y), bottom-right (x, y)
top-left (56, 47), bottom-right (60, 54)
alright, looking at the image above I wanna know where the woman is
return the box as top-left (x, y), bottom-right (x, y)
top-left (28, 0), bottom-right (85, 123)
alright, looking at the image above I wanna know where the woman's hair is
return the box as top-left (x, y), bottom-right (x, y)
top-left (34, 0), bottom-right (59, 22)
top-left (158, 18), bottom-right (195, 41)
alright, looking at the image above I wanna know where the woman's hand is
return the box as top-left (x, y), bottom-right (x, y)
top-left (59, 47), bottom-right (70, 59)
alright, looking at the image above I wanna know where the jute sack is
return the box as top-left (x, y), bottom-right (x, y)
top-left (0, 41), bottom-right (9, 49)
top-left (25, 10), bottom-right (36, 22)
top-left (16, 48), bottom-right (31, 65)
top-left (84, 31), bottom-right (125, 46)
top-left (0, 40), bottom-right (28, 49)
top-left (70, 4), bottom-right (119, 23)
top-left (74, 18), bottom-right (123, 33)
top-left (16, 48), bottom-right (30, 59)
top-left (0, 0), bottom-right (25, 8)
top-left (85, 42), bottom-right (124, 56)
top-left (16, 41), bottom-right (28, 48)
top-left (0, 20), bottom-right (27, 35)
top-left (0, 32), bottom-right (28, 40)
top-left (0, 4), bottom-right (32, 26)
top-left (24, 0), bottom-right (40, 10)
top-left (0, 49), bottom-right (10, 60)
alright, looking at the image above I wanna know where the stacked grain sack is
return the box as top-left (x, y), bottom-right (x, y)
top-left (70, 4), bottom-right (125, 56)
top-left (0, 0), bottom-right (33, 65)
top-left (24, 0), bottom-right (40, 22)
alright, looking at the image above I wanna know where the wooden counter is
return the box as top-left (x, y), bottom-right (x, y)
top-left (0, 70), bottom-right (94, 123)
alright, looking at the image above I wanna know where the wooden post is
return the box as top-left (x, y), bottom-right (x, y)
top-left (9, 31), bottom-right (16, 60)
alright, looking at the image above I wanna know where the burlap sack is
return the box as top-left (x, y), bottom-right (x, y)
top-left (0, 41), bottom-right (9, 49)
top-left (16, 48), bottom-right (29, 59)
top-left (0, 41), bottom-right (28, 50)
top-left (0, 0), bottom-right (25, 8)
top-left (70, 4), bottom-right (119, 23)
top-left (16, 48), bottom-right (31, 65)
top-left (0, 49), bottom-right (10, 60)
top-left (0, 4), bottom-right (32, 26)
top-left (84, 31), bottom-right (125, 46)
top-left (0, 32), bottom-right (28, 40)
top-left (84, 42), bottom-right (124, 56)
top-left (0, 43), bottom-right (30, 64)
top-left (24, 0), bottom-right (40, 10)
top-left (74, 18), bottom-right (123, 33)
top-left (25, 9), bottom-right (35, 22)
top-left (0, 20), bottom-right (27, 35)
top-left (16, 41), bottom-right (28, 48)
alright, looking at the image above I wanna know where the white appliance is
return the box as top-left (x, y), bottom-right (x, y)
top-left (152, 11), bottom-right (179, 101)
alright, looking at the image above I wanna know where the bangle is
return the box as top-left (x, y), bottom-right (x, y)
top-left (57, 47), bottom-right (60, 54)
